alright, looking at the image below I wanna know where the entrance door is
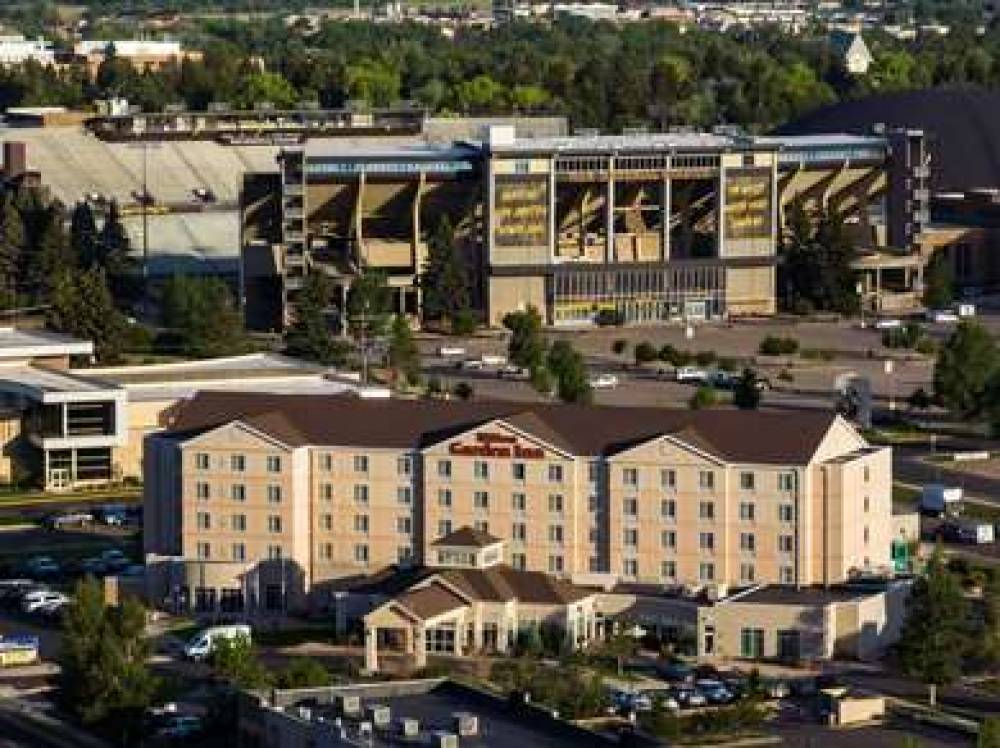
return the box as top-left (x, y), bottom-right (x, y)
top-left (48, 468), bottom-right (70, 491)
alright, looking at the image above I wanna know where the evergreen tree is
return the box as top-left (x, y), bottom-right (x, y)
top-left (23, 203), bottom-right (71, 301)
top-left (387, 314), bottom-right (420, 386)
top-left (71, 201), bottom-right (100, 269)
top-left (284, 272), bottom-right (348, 366)
top-left (98, 200), bottom-right (137, 302)
top-left (161, 275), bottom-right (246, 358)
top-left (934, 320), bottom-right (997, 416)
top-left (503, 306), bottom-right (547, 372)
top-left (733, 368), bottom-right (762, 410)
top-left (896, 550), bottom-right (970, 706)
top-left (780, 205), bottom-right (858, 315)
top-left (923, 250), bottom-right (954, 310)
top-left (347, 268), bottom-right (393, 339)
top-left (48, 267), bottom-right (127, 364)
top-left (0, 194), bottom-right (24, 307)
top-left (420, 216), bottom-right (470, 329)
top-left (547, 340), bottom-right (592, 404)
top-left (59, 578), bottom-right (157, 743)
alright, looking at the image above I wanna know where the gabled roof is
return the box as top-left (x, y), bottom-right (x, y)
top-left (432, 526), bottom-right (501, 548)
top-left (164, 391), bottom-right (840, 465)
top-left (394, 582), bottom-right (468, 621)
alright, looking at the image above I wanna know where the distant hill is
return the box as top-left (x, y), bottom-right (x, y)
top-left (777, 87), bottom-right (1000, 193)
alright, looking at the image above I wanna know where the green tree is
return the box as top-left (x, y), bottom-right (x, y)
top-left (980, 717), bottom-right (1000, 748)
top-left (633, 341), bottom-right (657, 366)
top-left (345, 59), bottom-right (400, 108)
top-left (48, 267), bottom-right (127, 364)
top-left (689, 385), bottom-right (719, 410)
top-left (896, 550), bottom-right (970, 707)
top-left (210, 635), bottom-right (272, 689)
top-left (923, 250), bottom-right (954, 310)
top-left (347, 268), bottom-right (393, 339)
top-left (0, 193), bottom-right (24, 306)
top-left (780, 205), bottom-right (858, 315)
top-left (275, 658), bottom-right (330, 689)
top-left (503, 306), bottom-right (547, 372)
top-left (71, 200), bottom-right (99, 269)
top-left (933, 320), bottom-right (997, 416)
top-left (23, 202), bottom-right (71, 301)
top-left (58, 578), bottom-right (157, 743)
top-left (547, 340), bottom-right (592, 404)
top-left (420, 216), bottom-right (470, 329)
top-left (733, 368), bottom-right (761, 410)
top-left (285, 271), bottom-right (348, 366)
top-left (239, 72), bottom-right (298, 109)
top-left (388, 315), bottom-right (420, 386)
top-left (161, 275), bottom-right (247, 358)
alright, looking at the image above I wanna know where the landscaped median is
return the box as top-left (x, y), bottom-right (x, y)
top-left (0, 485), bottom-right (140, 509)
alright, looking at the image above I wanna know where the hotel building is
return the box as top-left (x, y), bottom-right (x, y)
top-left (144, 392), bottom-right (896, 620)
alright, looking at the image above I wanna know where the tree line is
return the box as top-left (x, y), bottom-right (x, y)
top-left (3, 17), bottom-right (1000, 131)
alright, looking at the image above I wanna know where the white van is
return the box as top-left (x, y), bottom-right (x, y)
top-left (183, 624), bottom-right (251, 662)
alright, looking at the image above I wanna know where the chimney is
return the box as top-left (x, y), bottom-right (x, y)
top-left (3, 142), bottom-right (26, 179)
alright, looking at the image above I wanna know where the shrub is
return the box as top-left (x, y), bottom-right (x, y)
top-left (612, 339), bottom-right (628, 356)
top-left (694, 350), bottom-right (717, 366)
top-left (758, 335), bottom-right (799, 356)
top-left (452, 381), bottom-right (474, 400)
top-left (634, 341), bottom-right (658, 365)
top-left (450, 310), bottom-right (477, 335)
top-left (659, 344), bottom-right (691, 367)
top-left (800, 348), bottom-right (834, 362)
top-left (689, 385), bottom-right (719, 410)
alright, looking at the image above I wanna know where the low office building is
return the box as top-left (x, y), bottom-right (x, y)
top-left (143, 392), bottom-right (895, 620)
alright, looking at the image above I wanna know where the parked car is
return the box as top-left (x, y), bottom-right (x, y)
top-left (695, 679), bottom-right (733, 705)
top-left (920, 484), bottom-right (963, 517)
top-left (183, 624), bottom-right (252, 661)
top-left (926, 309), bottom-right (959, 324)
top-left (24, 556), bottom-right (60, 578)
top-left (79, 557), bottom-right (106, 576)
top-left (456, 358), bottom-right (484, 371)
top-left (588, 373), bottom-right (619, 390)
top-left (100, 549), bottom-right (130, 571)
top-left (22, 590), bottom-right (68, 613)
top-left (94, 505), bottom-right (128, 526)
top-left (708, 370), bottom-right (738, 389)
top-left (657, 660), bottom-right (693, 683)
top-left (497, 365), bottom-right (530, 380)
top-left (674, 366), bottom-right (710, 384)
top-left (437, 346), bottom-right (466, 358)
top-left (42, 512), bottom-right (93, 530)
top-left (873, 317), bottom-right (902, 330)
top-left (648, 690), bottom-right (680, 711)
top-left (763, 679), bottom-right (791, 699)
top-left (154, 714), bottom-right (204, 739)
top-left (674, 687), bottom-right (707, 708)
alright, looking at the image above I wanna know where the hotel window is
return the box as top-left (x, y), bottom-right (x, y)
top-left (699, 532), bottom-right (715, 550)
top-left (267, 485), bottom-right (282, 504)
top-left (588, 495), bottom-right (600, 512)
top-left (699, 562), bottom-right (715, 582)
top-left (589, 526), bottom-right (600, 543)
top-left (354, 484), bottom-right (369, 505)
top-left (548, 525), bottom-right (564, 544)
top-left (438, 489), bottom-right (452, 508)
top-left (549, 555), bottom-right (564, 573)
top-left (778, 504), bottom-right (794, 523)
top-left (699, 501), bottom-right (715, 520)
top-left (863, 496), bottom-right (870, 513)
top-left (512, 462), bottom-right (526, 481)
top-left (739, 502), bottom-right (755, 521)
top-left (195, 482), bottom-right (210, 500)
top-left (438, 519), bottom-right (452, 537)
top-left (354, 544), bottom-right (369, 564)
top-left (396, 486), bottom-right (412, 505)
top-left (321, 453), bottom-right (333, 472)
top-left (268, 515), bottom-right (282, 533)
top-left (231, 514), bottom-right (247, 532)
top-left (196, 512), bottom-right (211, 531)
top-left (511, 553), bottom-right (527, 570)
top-left (740, 472), bottom-right (755, 491)
top-left (321, 514), bottom-right (332, 531)
top-left (741, 563), bottom-right (756, 583)
top-left (624, 528), bottom-right (638, 546)
top-left (397, 455), bottom-right (412, 476)
top-left (321, 484), bottom-right (333, 502)
top-left (740, 533), bottom-right (756, 552)
top-left (231, 455), bottom-right (246, 472)
top-left (512, 492), bottom-right (526, 511)
top-left (548, 494), bottom-right (564, 513)
top-left (548, 464), bottom-right (563, 483)
top-left (699, 470), bottom-right (715, 490)
top-left (354, 515), bottom-right (369, 534)
top-left (397, 546), bottom-right (412, 563)
top-left (661, 499), bottom-right (676, 520)
top-left (779, 566), bottom-right (795, 584)
top-left (661, 560), bottom-right (676, 580)
top-left (474, 461), bottom-right (489, 479)
top-left (268, 545), bottom-right (282, 560)
top-left (353, 455), bottom-right (369, 474)
top-left (863, 465), bottom-right (870, 482)
top-left (662, 530), bottom-right (676, 549)
top-left (267, 455), bottom-right (282, 473)
top-left (623, 467), bottom-right (638, 487)
top-left (588, 461), bottom-right (600, 483)
top-left (623, 497), bottom-right (638, 516)
top-left (474, 491), bottom-right (489, 509)
top-left (438, 459), bottom-right (452, 478)
top-left (863, 526), bottom-right (870, 544)
top-left (397, 516), bottom-right (412, 534)
top-left (474, 520), bottom-right (489, 534)
top-left (590, 557), bottom-right (602, 573)
top-left (623, 558), bottom-right (638, 577)
top-left (196, 542), bottom-right (211, 560)
top-left (195, 453), bottom-right (209, 471)
top-left (512, 522), bottom-right (527, 541)
top-left (662, 469), bottom-right (676, 490)
top-left (320, 543), bottom-right (332, 560)
top-left (232, 543), bottom-right (246, 562)
top-left (778, 534), bottom-right (794, 553)
top-left (778, 472), bottom-right (795, 491)
top-left (231, 484), bottom-right (246, 502)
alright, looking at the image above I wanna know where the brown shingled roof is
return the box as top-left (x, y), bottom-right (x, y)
top-left (432, 526), bottom-right (501, 548)
top-left (394, 582), bottom-right (467, 620)
top-left (163, 391), bottom-right (839, 465)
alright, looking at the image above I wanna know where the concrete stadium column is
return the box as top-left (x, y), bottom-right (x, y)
top-left (606, 163), bottom-right (615, 263)
top-left (716, 163), bottom-right (726, 258)
top-left (662, 174), bottom-right (671, 261)
top-left (364, 625), bottom-right (379, 673)
top-left (353, 172), bottom-right (366, 265)
top-left (548, 160), bottom-right (557, 262)
top-left (412, 172), bottom-right (425, 273)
